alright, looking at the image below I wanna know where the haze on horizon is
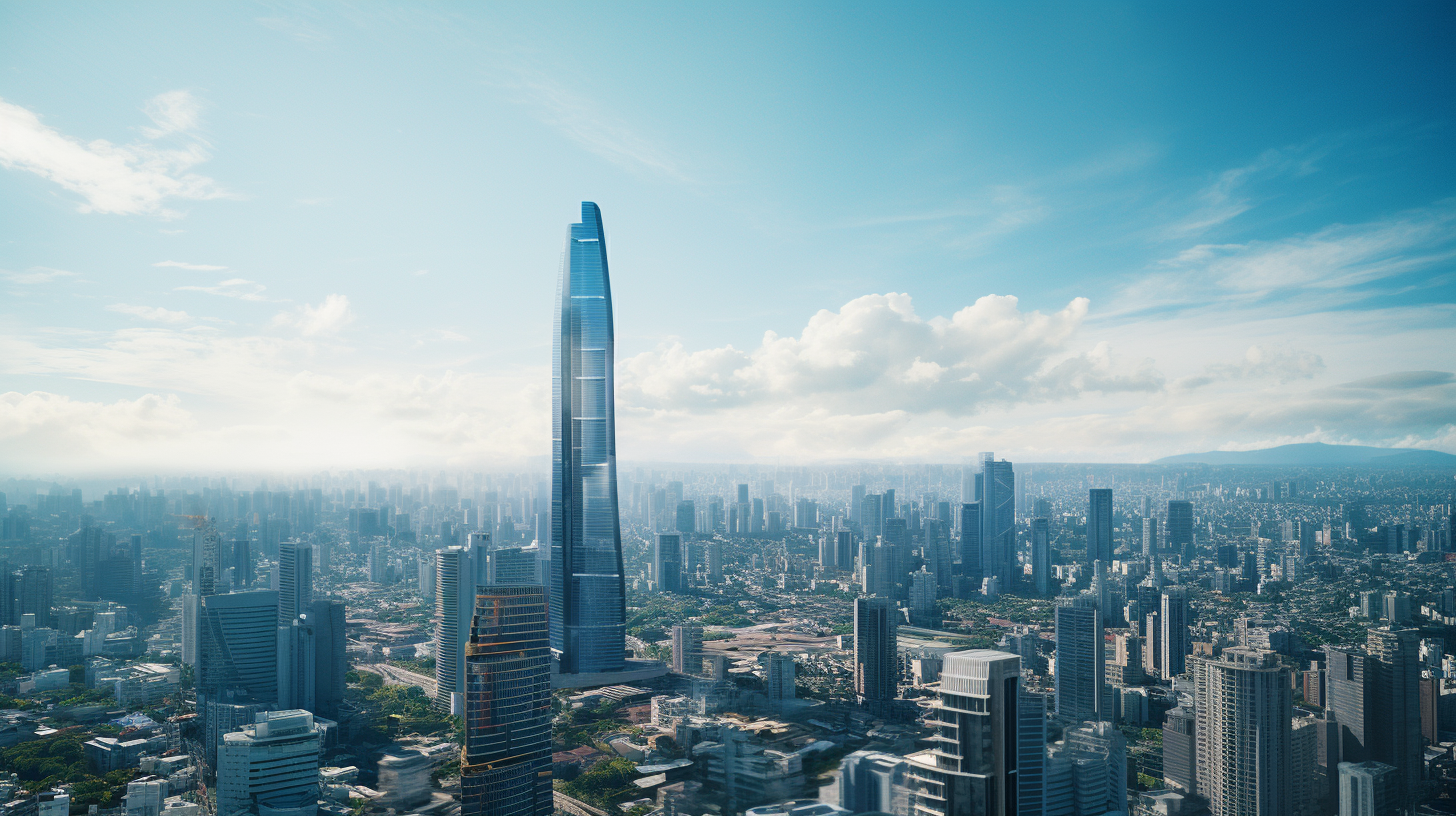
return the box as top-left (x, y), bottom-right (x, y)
top-left (1, 4), bottom-right (1453, 475)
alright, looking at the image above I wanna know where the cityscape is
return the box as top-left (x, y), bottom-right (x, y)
top-left (2, 5), bottom-right (1455, 816)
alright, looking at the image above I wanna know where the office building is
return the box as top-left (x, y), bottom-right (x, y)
top-left (1055, 593), bottom-right (1105, 723)
top-left (194, 521), bottom-right (221, 598)
top-left (654, 533), bottom-right (682, 592)
top-left (459, 586), bottom-right (552, 816)
top-left (979, 453), bottom-right (1016, 589)
top-left (1167, 501), bottom-right (1193, 555)
top-left (1160, 587), bottom-right (1190, 679)
top-left (310, 599), bottom-right (346, 720)
top-left (216, 709), bottom-right (323, 816)
top-left (199, 590), bottom-right (278, 706)
top-left (854, 596), bottom-right (898, 711)
top-left (124, 776), bottom-right (167, 816)
top-left (905, 650), bottom-right (1021, 816)
top-left (550, 201), bottom-right (628, 676)
top-left (1031, 517), bottom-right (1051, 595)
top-left (1142, 516), bottom-right (1159, 558)
top-left (1019, 689), bottom-right (1048, 816)
top-left (1193, 648), bottom-right (1293, 816)
top-left (1326, 628), bottom-right (1423, 811)
top-left (277, 541), bottom-right (312, 627)
top-left (1338, 761), bottom-right (1396, 816)
top-left (1162, 706), bottom-right (1197, 793)
top-left (1087, 488), bottom-right (1114, 566)
top-left (671, 623), bottom-right (703, 676)
top-left (765, 652), bottom-right (795, 701)
top-left (959, 501), bottom-right (982, 583)
top-left (838, 751), bottom-right (909, 815)
top-left (275, 613), bottom-right (315, 713)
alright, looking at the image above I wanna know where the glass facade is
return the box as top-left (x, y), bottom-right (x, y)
top-left (460, 586), bottom-right (552, 816)
top-left (550, 201), bottom-right (627, 674)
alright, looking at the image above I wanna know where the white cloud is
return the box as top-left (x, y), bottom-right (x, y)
top-left (141, 90), bottom-right (202, 138)
top-left (154, 260), bottom-right (227, 271)
top-left (1175, 345), bottom-right (1325, 389)
top-left (106, 303), bottom-right (195, 325)
top-left (0, 391), bottom-right (195, 470)
top-left (175, 278), bottom-right (270, 301)
top-left (619, 292), bottom-right (1160, 415)
top-left (0, 95), bottom-right (226, 216)
top-left (1, 267), bottom-right (77, 285)
top-left (272, 294), bottom-right (354, 335)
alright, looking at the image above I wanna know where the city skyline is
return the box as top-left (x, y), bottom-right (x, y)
top-left (2, 5), bottom-right (1454, 473)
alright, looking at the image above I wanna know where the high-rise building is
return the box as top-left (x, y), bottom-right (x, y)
top-left (434, 546), bottom-right (475, 713)
top-left (17, 567), bottom-right (52, 629)
top-left (1162, 706), bottom-right (1197, 793)
top-left (310, 599), bottom-right (346, 720)
top-left (1338, 761), bottom-right (1396, 816)
top-left (1087, 488), bottom-right (1114, 566)
top-left (1326, 628), bottom-right (1423, 810)
top-left (979, 453), bottom-right (1016, 589)
top-left (671, 623), bottom-right (703, 676)
top-left (193, 521), bottom-right (221, 598)
top-left (854, 596), bottom-right (898, 711)
top-left (1142, 516), bottom-right (1159, 558)
top-left (275, 613), bottom-right (315, 713)
top-left (839, 751), bottom-right (909, 815)
top-left (1031, 517), bottom-right (1051, 595)
top-left (1160, 587), bottom-right (1190, 679)
top-left (1018, 689), bottom-right (1049, 816)
top-left (1193, 648), bottom-right (1293, 816)
top-left (199, 590), bottom-right (278, 706)
top-left (216, 710), bottom-right (323, 816)
top-left (765, 652), bottom-right (795, 701)
top-left (1063, 720), bottom-right (1128, 815)
top-left (1167, 500), bottom-right (1194, 554)
top-left (653, 533), bottom-right (682, 593)
top-left (277, 541), bottom-right (312, 627)
top-left (958, 501), bottom-right (982, 583)
top-left (1055, 593), bottom-right (1105, 723)
top-left (459, 585), bottom-right (552, 816)
top-left (550, 202), bottom-right (627, 676)
top-left (906, 650), bottom-right (1021, 816)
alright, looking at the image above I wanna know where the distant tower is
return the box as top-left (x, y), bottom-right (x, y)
top-left (1167, 500), bottom-right (1194, 554)
top-left (550, 202), bottom-right (627, 675)
top-left (1031, 517), bottom-right (1051, 595)
top-left (671, 623), bottom-right (703, 676)
top-left (277, 541), bottom-right (312, 626)
top-left (979, 453), bottom-right (1016, 589)
top-left (1087, 488), bottom-right (1113, 565)
top-left (1160, 587), bottom-right (1191, 678)
top-left (459, 585), bottom-right (553, 816)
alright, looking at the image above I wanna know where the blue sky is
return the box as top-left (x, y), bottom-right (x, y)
top-left (1, 2), bottom-right (1453, 472)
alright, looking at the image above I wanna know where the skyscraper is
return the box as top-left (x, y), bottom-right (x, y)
top-left (1087, 488), bottom-right (1113, 566)
top-left (958, 501), bottom-right (982, 584)
top-left (653, 533), bottom-right (682, 593)
top-left (1193, 648), bottom-right (1293, 816)
top-left (459, 585), bottom-right (553, 816)
top-left (1160, 587), bottom-right (1191, 679)
top-left (1055, 593), bottom-right (1105, 723)
top-left (310, 599), bottom-right (346, 720)
top-left (1325, 628), bottom-right (1423, 810)
top-left (854, 596), bottom-right (898, 712)
top-left (1031, 517), bottom-right (1051, 595)
top-left (1338, 761), bottom-right (1396, 816)
top-left (906, 650), bottom-right (1021, 816)
top-left (277, 541), bottom-right (312, 626)
top-left (979, 453), bottom-right (1016, 589)
top-left (199, 590), bottom-right (278, 706)
top-left (1167, 500), bottom-right (1194, 554)
top-left (434, 545), bottom-right (478, 714)
top-left (671, 623), bottom-right (703, 675)
top-left (550, 201), bottom-right (627, 676)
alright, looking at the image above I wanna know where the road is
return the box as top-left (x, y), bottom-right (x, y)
top-left (361, 663), bottom-right (438, 698)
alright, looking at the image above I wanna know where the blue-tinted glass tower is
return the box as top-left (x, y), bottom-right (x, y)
top-left (550, 202), bottom-right (627, 674)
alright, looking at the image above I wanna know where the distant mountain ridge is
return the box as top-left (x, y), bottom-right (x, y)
top-left (1152, 442), bottom-right (1456, 466)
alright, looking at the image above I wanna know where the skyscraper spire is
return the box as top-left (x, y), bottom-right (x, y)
top-left (550, 202), bottom-right (627, 675)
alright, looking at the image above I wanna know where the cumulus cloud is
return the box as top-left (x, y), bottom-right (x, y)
top-left (0, 391), bottom-right (195, 469)
top-left (0, 94), bottom-right (225, 216)
top-left (106, 303), bottom-right (195, 325)
top-left (619, 292), bottom-right (1161, 415)
top-left (272, 294), bottom-right (354, 335)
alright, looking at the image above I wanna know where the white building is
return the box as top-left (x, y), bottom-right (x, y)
top-left (216, 709), bottom-right (323, 816)
top-left (125, 776), bottom-right (168, 816)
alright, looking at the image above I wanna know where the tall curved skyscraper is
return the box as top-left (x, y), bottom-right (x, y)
top-left (550, 201), bottom-right (627, 674)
